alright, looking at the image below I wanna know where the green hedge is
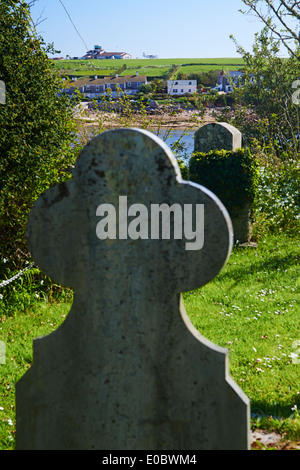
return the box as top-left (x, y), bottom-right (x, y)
top-left (188, 148), bottom-right (259, 213)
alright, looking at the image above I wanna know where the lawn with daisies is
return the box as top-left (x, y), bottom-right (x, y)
top-left (184, 233), bottom-right (300, 441)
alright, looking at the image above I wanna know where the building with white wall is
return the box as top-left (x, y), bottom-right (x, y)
top-left (217, 71), bottom-right (244, 92)
top-left (167, 79), bottom-right (197, 95)
top-left (83, 45), bottom-right (132, 60)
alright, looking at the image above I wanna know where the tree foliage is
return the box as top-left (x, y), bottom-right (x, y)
top-left (222, 27), bottom-right (300, 236)
top-left (240, 0), bottom-right (300, 59)
top-left (229, 28), bottom-right (300, 160)
top-left (177, 70), bottom-right (220, 87)
top-left (0, 0), bottom-right (77, 267)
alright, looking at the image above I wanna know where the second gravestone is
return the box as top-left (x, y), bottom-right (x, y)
top-left (193, 122), bottom-right (253, 243)
top-left (194, 122), bottom-right (242, 153)
top-left (16, 128), bottom-right (250, 450)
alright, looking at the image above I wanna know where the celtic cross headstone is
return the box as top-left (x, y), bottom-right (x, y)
top-left (16, 128), bottom-right (250, 450)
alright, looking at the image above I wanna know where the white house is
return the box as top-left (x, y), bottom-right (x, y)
top-left (216, 71), bottom-right (244, 92)
top-left (167, 79), bottom-right (197, 96)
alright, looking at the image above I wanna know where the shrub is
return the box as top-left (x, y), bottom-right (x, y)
top-left (0, 257), bottom-right (73, 316)
top-left (189, 148), bottom-right (259, 214)
top-left (177, 159), bottom-right (188, 180)
top-left (253, 160), bottom-right (300, 237)
top-left (0, 1), bottom-right (78, 269)
top-left (162, 64), bottom-right (182, 80)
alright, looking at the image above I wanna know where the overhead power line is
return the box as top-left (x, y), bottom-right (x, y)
top-left (58, 0), bottom-right (89, 51)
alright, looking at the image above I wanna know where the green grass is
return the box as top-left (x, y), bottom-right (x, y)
top-left (0, 302), bottom-right (71, 450)
top-left (174, 64), bottom-right (241, 75)
top-left (183, 233), bottom-right (300, 440)
top-left (52, 57), bottom-right (245, 78)
top-left (0, 233), bottom-right (299, 449)
top-left (121, 67), bottom-right (171, 77)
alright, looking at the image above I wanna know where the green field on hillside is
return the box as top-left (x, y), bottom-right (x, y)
top-left (52, 57), bottom-right (244, 79)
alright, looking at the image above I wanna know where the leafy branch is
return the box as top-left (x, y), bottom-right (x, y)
top-left (240, 0), bottom-right (300, 59)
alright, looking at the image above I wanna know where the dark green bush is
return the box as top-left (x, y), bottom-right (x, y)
top-left (0, 259), bottom-right (73, 316)
top-left (177, 159), bottom-right (188, 180)
top-left (189, 148), bottom-right (259, 213)
top-left (0, 1), bottom-right (78, 269)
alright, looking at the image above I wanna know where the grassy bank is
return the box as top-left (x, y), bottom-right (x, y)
top-left (0, 232), bottom-right (299, 449)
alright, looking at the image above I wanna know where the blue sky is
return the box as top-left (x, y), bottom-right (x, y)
top-left (30, 0), bottom-right (267, 59)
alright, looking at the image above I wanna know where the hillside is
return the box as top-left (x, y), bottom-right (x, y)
top-left (52, 57), bottom-right (244, 80)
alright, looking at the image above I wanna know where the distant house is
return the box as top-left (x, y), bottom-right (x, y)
top-left (62, 73), bottom-right (147, 99)
top-left (217, 71), bottom-right (244, 92)
top-left (82, 45), bottom-right (132, 60)
top-left (167, 80), bottom-right (197, 95)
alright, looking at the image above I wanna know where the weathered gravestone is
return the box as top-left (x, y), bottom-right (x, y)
top-left (194, 122), bottom-right (242, 153)
top-left (16, 128), bottom-right (250, 450)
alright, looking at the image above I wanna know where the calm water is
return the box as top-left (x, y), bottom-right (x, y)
top-left (153, 129), bottom-right (195, 160)
top-left (81, 128), bottom-right (196, 160)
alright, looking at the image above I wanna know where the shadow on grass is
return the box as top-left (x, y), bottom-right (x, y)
top-left (250, 398), bottom-right (300, 441)
top-left (251, 395), bottom-right (300, 420)
top-left (218, 250), bottom-right (299, 284)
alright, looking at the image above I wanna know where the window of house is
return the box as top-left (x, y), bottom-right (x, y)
top-left (173, 89), bottom-right (178, 93)
top-left (181, 89), bottom-right (184, 93)
top-left (189, 82), bottom-right (192, 85)
top-left (96, 86), bottom-right (99, 91)
top-left (189, 89), bottom-right (191, 93)
top-left (175, 82), bottom-right (178, 85)
top-left (86, 85), bottom-right (90, 91)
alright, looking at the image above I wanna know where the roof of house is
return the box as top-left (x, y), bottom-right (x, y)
top-left (66, 75), bottom-right (147, 87)
top-left (99, 51), bottom-right (129, 56)
top-left (219, 71), bottom-right (244, 77)
top-left (83, 51), bottom-right (132, 59)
